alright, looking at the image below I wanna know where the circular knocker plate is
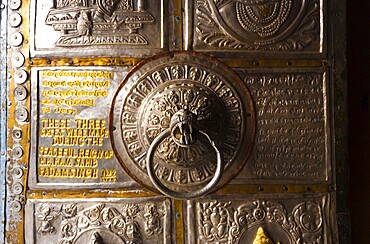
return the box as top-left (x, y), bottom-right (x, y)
top-left (110, 52), bottom-right (255, 199)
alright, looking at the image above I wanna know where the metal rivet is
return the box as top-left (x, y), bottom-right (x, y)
top-left (9, 0), bottom-right (21, 10)
top-left (12, 129), bottom-right (23, 139)
top-left (10, 32), bottom-right (23, 47)
top-left (11, 201), bottom-right (22, 212)
top-left (12, 167), bottom-right (24, 179)
top-left (12, 182), bottom-right (24, 195)
top-left (14, 69), bottom-right (28, 84)
top-left (15, 107), bottom-right (29, 122)
top-left (9, 13), bottom-right (22, 28)
top-left (12, 52), bottom-right (25, 68)
top-left (12, 146), bottom-right (24, 159)
top-left (14, 86), bottom-right (28, 101)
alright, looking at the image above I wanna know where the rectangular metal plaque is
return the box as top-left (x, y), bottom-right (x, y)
top-left (30, 0), bottom-right (171, 58)
top-left (187, 0), bottom-right (325, 57)
top-left (232, 68), bottom-right (330, 183)
top-left (187, 193), bottom-right (334, 243)
top-left (25, 197), bottom-right (171, 244)
top-left (29, 67), bottom-right (137, 188)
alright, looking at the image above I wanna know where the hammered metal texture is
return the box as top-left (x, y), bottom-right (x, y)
top-left (29, 67), bottom-right (137, 188)
top-left (188, 0), bottom-right (325, 57)
top-left (232, 68), bottom-right (330, 183)
top-left (25, 197), bottom-right (171, 244)
top-left (30, 0), bottom-right (171, 58)
top-left (110, 52), bottom-right (255, 195)
top-left (187, 193), bottom-right (332, 243)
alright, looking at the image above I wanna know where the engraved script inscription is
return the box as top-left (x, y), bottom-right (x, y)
top-left (31, 68), bottom-right (131, 186)
top-left (240, 72), bottom-right (328, 181)
top-left (45, 0), bottom-right (154, 47)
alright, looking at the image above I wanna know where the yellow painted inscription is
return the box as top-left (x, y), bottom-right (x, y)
top-left (38, 70), bottom-right (116, 182)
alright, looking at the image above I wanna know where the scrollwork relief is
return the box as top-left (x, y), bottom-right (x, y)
top-left (46, 0), bottom-right (155, 47)
top-left (195, 0), bottom-right (321, 51)
top-left (121, 63), bottom-right (244, 186)
top-left (197, 199), bottom-right (325, 244)
top-left (35, 202), bottom-right (166, 244)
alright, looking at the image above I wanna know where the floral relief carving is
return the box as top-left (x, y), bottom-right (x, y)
top-left (35, 202), bottom-right (166, 244)
top-left (197, 200), bottom-right (325, 244)
top-left (195, 0), bottom-right (321, 51)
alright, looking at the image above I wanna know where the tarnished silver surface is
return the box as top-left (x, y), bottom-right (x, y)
top-left (232, 68), bottom-right (330, 183)
top-left (188, 0), bottom-right (325, 57)
top-left (111, 52), bottom-right (255, 196)
top-left (186, 193), bottom-right (332, 243)
top-left (25, 197), bottom-right (171, 244)
top-left (30, 0), bottom-right (172, 58)
top-left (29, 67), bottom-right (138, 188)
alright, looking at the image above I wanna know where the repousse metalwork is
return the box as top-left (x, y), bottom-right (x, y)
top-left (29, 67), bottom-right (137, 188)
top-left (187, 193), bottom-right (331, 243)
top-left (30, 0), bottom-right (170, 57)
top-left (2, 0), bottom-right (348, 243)
top-left (25, 197), bottom-right (171, 244)
top-left (191, 0), bottom-right (324, 54)
top-left (232, 69), bottom-right (330, 183)
top-left (110, 51), bottom-right (255, 196)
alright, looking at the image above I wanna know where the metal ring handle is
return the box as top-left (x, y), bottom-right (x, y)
top-left (146, 128), bottom-right (224, 199)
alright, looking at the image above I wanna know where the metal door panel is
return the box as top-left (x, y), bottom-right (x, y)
top-left (186, 193), bottom-right (334, 243)
top-left (3, 0), bottom-right (348, 243)
top-left (25, 197), bottom-right (172, 244)
top-left (231, 67), bottom-right (331, 184)
top-left (30, 0), bottom-right (172, 58)
top-left (186, 0), bottom-right (326, 58)
top-left (29, 66), bottom-right (138, 189)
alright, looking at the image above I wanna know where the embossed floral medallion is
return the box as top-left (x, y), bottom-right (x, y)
top-left (110, 52), bottom-right (255, 195)
top-left (194, 0), bottom-right (323, 52)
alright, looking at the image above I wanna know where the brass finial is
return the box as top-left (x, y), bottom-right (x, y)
top-left (252, 227), bottom-right (275, 244)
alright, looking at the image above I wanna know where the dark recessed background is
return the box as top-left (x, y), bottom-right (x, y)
top-left (348, 0), bottom-right (370, 243)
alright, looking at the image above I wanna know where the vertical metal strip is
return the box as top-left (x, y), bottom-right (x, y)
top-left (331, 0), bottom-right (350, 242)
top-left (173, 0), bottom-right (183, 49)
top-left (174, 199), bottom-right (184, 243)
top-left (0, 1), bottom-right (8, 243)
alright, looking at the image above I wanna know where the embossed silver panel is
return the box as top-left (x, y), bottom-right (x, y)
top-left (110, 52), bottom-right (255, 197)
top-left (187, 193), bottom-right (332, 243)
top-left (29, 67), bottom-right (138, 188)
top-left (188, 0), bottom-right (325, 56)
top-left (30, 0), bottom-right (171, 57)
top-left (25, 197), bottom-right (171, 244)
top-left (232, 68), bottom-right (330, 183)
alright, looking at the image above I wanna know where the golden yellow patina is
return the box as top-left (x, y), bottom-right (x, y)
top-left (253, 227), bottom-right (275, 244)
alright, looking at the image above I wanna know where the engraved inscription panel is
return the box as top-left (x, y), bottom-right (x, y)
top-left (234, 70), bottom-right (329, 182)
top-left (25, 198), bottom-right (171, 244)
top-left (188, 193), bottom-right (331, 243)
top-left (30, 0), bottom-right (168, 57)
top-left (192, 0), bottom-right (324, 54)
top-left (30, 67), bottom-right (137, 188)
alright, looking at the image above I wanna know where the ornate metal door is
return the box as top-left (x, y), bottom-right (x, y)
top-left (1, 0), bottom-right (349, 243)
